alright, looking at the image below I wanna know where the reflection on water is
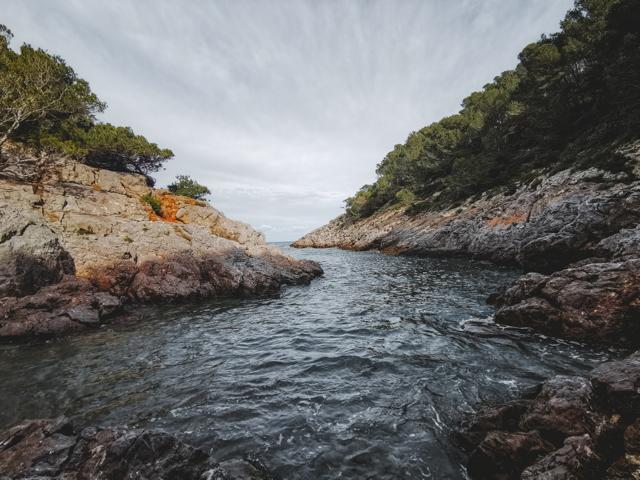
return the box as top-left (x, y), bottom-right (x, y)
top-left (0, 244), bottom-right (617, 479)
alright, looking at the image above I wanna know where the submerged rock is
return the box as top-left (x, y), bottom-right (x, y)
top-left (0, 418), bottom-right (275, 479)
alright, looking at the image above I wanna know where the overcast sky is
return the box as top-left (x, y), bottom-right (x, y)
top-left (4, 0), bottom-right (573, 241)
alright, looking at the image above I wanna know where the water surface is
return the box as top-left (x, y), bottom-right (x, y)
top-left (0, 245), bottom-right (616, 479)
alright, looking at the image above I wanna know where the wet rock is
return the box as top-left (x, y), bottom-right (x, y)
top-left (590, 352), bottom-right (640, 416)
top-left (521, 434), bottom-right (603, 480)
top-left (453, 400), bottom-right (533, 453)
top-left (492, 259), bottom-right (640, 346)
top-left (467, 430), bottom-right (554, 479)
top-left (0, 418), bottom-right (252, 480)
top-left (519, 376), bottom-right (600, 443)
top-left (0, 277), bottom-right (123, 338)
top-left (459, 352), bottom-right (640, 479)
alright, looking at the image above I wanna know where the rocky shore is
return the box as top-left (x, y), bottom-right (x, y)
top-left (455, 353), bottom-right (640, 479)
top-left (293, 149), bottom-right (640, 478)
top-left (294, 161), bottom-right (640, 347)
top-left (0, 417), bottom-right (274, 479)
top-left (0, 145), bottom-right (322, 338)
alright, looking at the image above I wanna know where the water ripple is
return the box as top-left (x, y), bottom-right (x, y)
top-left (0, 245), bottom-right (619, 479)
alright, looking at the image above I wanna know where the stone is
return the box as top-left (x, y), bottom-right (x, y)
top-left (519, 376), bottom-right (600, 443)
top-left (0, 208), bottom-right (74, 297)
top-left (0, 151), bottom-right (322, 338)
top-left (521, 434), bottom-right (603, 480)
top-left (590, 352), bottom-right (640, 416)
top-left (467, 430), bottom-right (554, 479)
top-left (493, 260), bottom-right (640, 346)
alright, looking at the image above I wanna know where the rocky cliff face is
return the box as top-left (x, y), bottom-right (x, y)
top-left (0, 146), bottom-right (322, 338)
top-left (294, 167), bottom-right (640, 272)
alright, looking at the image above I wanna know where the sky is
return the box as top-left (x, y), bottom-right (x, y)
top-left (3, 0), bottom-right (574, 241)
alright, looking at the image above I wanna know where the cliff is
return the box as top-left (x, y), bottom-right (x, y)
top-left (0, 145), bottom-right (322, 338)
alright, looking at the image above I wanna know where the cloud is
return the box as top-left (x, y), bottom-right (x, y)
top-left (3, 0), bottom-right (574, 240)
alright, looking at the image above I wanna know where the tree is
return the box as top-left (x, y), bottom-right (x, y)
top-left (0, 27), bottom-right (104, 153)
top-left (77, 123), bottom-right (174, 174)
top-left (167, 175), bottom-right (211, 200)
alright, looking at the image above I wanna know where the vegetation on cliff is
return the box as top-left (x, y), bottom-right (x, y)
top-left (346, 0), bottom-right (640, 218)
top-left (0, 24), bottom-right (173, 175)
top-left (167, 175), bottom-right (211, 200)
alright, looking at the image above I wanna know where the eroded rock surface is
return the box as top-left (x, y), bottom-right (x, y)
top-left (294, 168), bottom-right (640, 272)
top-left (0, 148), bottom-right (322, 338)
top-left (0, 417), bottom-right (274, 480)
top-left (456, 352), bottom-right (640, 479)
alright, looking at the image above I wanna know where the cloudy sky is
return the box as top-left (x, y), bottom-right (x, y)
top-left (4, 0), bottom-right (573, 241)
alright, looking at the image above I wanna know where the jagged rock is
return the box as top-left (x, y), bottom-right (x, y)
top-left (0, 417), bottom-right (270, 480)
top-left (294, 168), bottom-right (640, 272)
top-left (0, 277), bottom-right (124, 337)
top-left (458, 353), bottom-right (640, 479)
top-left (521, 434), bottom-right (603, 480)
top-left (491, 259), bottom-right (640, 346)
top-left (519, 376), bottom-right (600, 443)
top-left (467, 430), bottom-right (554, 479)
top-left (590, 352), bottom-right (640, 416)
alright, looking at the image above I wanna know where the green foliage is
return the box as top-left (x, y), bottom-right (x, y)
top-left (140, 193), bottom-right (162, 215)
top-left (346, 0), bottom-right (640, 219)
top-left (0, 24), bottom-right (173, 176)
top-left (167, 175), bottom-right (211, 200)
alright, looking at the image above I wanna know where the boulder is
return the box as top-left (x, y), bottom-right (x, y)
top-left (0, 208), bottom-right (74, 297)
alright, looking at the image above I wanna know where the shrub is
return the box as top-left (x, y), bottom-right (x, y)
top-left (140, 193), bottom-right (162, 215)
top-left (167, 175), bottom-right (211, 200)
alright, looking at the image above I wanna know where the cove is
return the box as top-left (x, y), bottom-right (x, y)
top-left (0, 245), bottom-right (615, 479)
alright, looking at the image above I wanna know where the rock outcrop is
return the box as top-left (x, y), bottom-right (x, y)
top-left (294, 168), bottom-right (640, 272)
top-left (0, 146), bottom-right (322, 338)
top-left (0, 417), bottom-right (274, 479)
top-left (456, 352), bottom-right (640, 479)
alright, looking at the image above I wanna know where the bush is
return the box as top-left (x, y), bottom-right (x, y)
top-left (140, 193), bottom-right (162, 215)
top-left (167, 175), bottom-right (211, 200)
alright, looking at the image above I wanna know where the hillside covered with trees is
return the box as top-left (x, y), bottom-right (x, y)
top-left (345, 0), bottom-right (640, 219)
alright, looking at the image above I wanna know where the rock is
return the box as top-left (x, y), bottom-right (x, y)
top-left (492, 259), bottom-right (640, 346)
top-left (467, 430), bottom-right (554, 479)
top-left (521, 434), bottom-right (603, 480)
top-left (0, 417), bottom-right (263, 480)
top-left (453, 400), bottom-right (533, 453)
top-left (519, 376), bottom-right (600, 443)
top-left (0, 208), bottom-right (74, 297)
top-left (590, 352), bottom-right (640, 416)
top-left (0, 277), bottom-right (123, 338)
top-left (458, 352), bottom-right (640, 479)
top-left (293, 168), bottom-right (640, 272)
top-left (0, 150), bottom-right (322, 338)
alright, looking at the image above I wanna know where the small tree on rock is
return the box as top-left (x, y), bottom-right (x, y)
top-left (167, 175), bottom-right (211, 200)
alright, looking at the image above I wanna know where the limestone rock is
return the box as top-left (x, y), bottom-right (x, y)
top-left (0, 150), bottom-right (322, 338)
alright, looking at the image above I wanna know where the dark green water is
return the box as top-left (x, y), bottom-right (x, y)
top-left (0, 245), bottom-right (615, 479)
